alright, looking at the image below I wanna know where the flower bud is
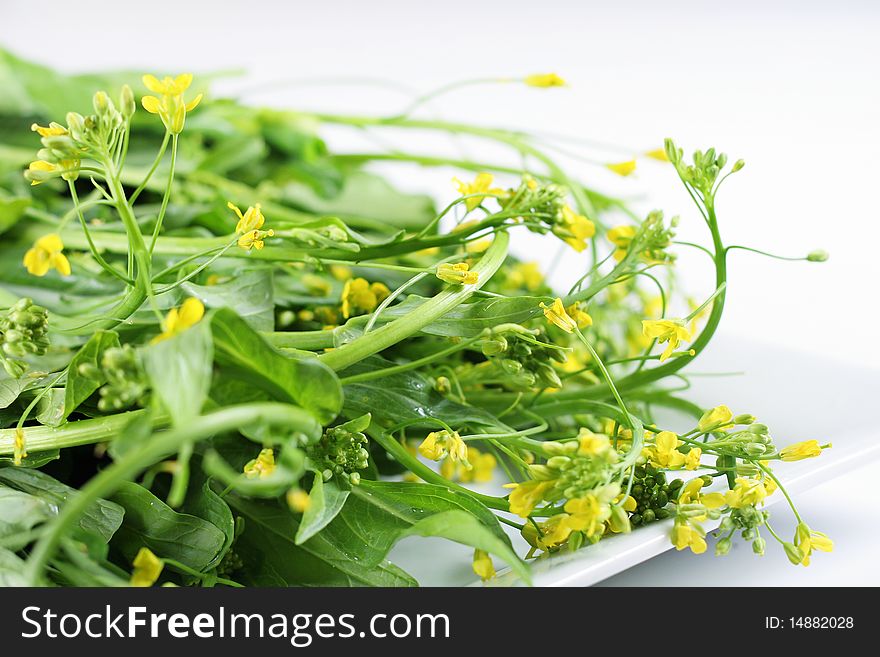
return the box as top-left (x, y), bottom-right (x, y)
top-left (66, 112), bottom-right (85, 141)
top-left (120, 84), bottom-right (136, 118)
top-left (715, 537), bottom-right (732, 556)
top-left (807, 249), bottom-right (828, 262)
top-left (733, 414), bottom-right (755, 425)
top-left (747, 423), bottom-right (769, 434)
top-left (731, 159), bottom-right (745, 172)
top-left (481, 336), bottom-right (508, 356)
top-left (783, 542), bottom-right (805, 565)
top-left (93, 90), bottom-right (111, 116)
top-left (752, 537), bottom-right (766, 555)
top-left (546, 455), bottom-right (571, 470)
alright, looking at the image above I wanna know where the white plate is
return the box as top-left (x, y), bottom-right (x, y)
top-left (387, 333), bottom-right (880, 586)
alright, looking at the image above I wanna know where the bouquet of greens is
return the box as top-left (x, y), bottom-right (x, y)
top-left (0, 52), bottom-right (832, 587)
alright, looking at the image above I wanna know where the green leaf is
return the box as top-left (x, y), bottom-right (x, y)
top-left (342, 361), bottom-right (499, 429)
top-left (225, 493), bottom-right (417, 587)
top-left (340, 480), bottom-right (531, 583)
top-left (0, 372), bottom-right (29, 410)
top-left (143, 320), bottom-right (213, 426)
top-left (0, 467), bottom-right (123, 542)
top-left (295, 475), bottom-right (350, 545)
top-left (63, 330), bottom-right (120, 419)
top-left (182, 477), bottom-right (235, 571)
top-left (183, 268), bottom-right (275, 332)
top-left (36, 387), bottom-right (66, 427)
top-left (339, 294), bottom-right (549, 338)
top-left (0, 486), bottom-right (52, 549)
top-left (109, 481), bottom-right (226, 572)
top-left (0, 195), bottom-right (29, 236)
top-left (0, 546), bottom-right (29, 586)
top-left (211, 308), bottom-right (342, 425)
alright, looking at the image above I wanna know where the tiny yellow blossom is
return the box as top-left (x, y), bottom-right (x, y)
top-left (555, 205), bottom-right (596, 252)
top-left (725, 476), bottom-right (772, 508)
top-left (26, 160), bottom-right (59, 186)
top-left (779, 439), bottom-right (825, 462)
top-left (576, 428), bottom-right (612, 456)
top-left (641, 318), bottom-right (692, 361)
top-left (141, 73), bottom-right (203, 134)
top-left (644, 148), bottom-right (669, 162)
top-left (684, 446), bottom-right (702, 470)
top-left (524, 73), bottom-right (567, 88)
top-left (287, 488), bottom-right (311, 513)
top-left (540, 297), bottom-right (578, 333)
top-left (237, 228), bottom-right (275, 251)
top-left (566, 303), bottom-right (593, 328)
top-left (672, 519), bottom-right (707, 554)
top-left (418, 429), bottom-right (468, 465)
top-left (606, 160), bottom-right (637, 177)
top-left (152, 297), bottom-right (205, 344)
top-left (23, 234), bottom-right (71, 277)
top-left (564, 494), bottom-right (612, 537)
top-left (453, 173), bottom-right (503, 211)
top-left (472, 549), bottom-right (496, 580)
top-left (243, 448), bottom-right (276, 479)
top-left (677, 478), bottom-right (725, 511)
top-left (130, 547), bottom-right (164, 587)
top-left (506, 479), bottom-right (553, 517)
top-left (340, 278), bottom-right (391, 318)
top-left (606, 225), bottom-right (636, 261)
top-left (697, 405), bottom-right (733, 432)
top-left (436, 262), bottom-right (478, 285)
top-left (228, 201), bottom-right (266, 234)
top-left (794, 522), bottom-right (833, 566)
top-left (13, 428), bottom-right (27, 466)
top-left (647, 430), bottom-right (686, 468)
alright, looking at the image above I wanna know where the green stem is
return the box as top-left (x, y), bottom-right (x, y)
top-left (149, 133), bottom-right (178, 254)
top-left (319, 232), bottom-right (509, 371)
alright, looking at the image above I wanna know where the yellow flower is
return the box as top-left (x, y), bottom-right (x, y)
top-left (644, 148), bottom-right (668, 162)
top-left (607, 495), bottom-right (637, 533)
top-left (13, 428), bottom-right (27, 466)
top-left (237, 228), bottom-right (275, 251)
top-left (555, 205), bottom-right (595, 252)
top-left (641, 318), bottom-right (692, 361)
top-left (671, 519), bottom-right (707, 554)
top-left (243, 448), bottom-right (276, 479)
top-left (507, 479), bottom-right (554, 518)
top-left (540, 297), bottom-right (577, 333)
top-left (340, 278), bottom-right (390, 318)
top-left (524, 73), bottom-right (567, 88)
top-left (228, 201), bottom-right (266, 234)
top-left (436, 262), bottom-right (478, 285)
top-left (26, 160), bottom-right (59, 186)
top-left (287, 488), bottom-right (311, 513)
top-left (684, 446), bottom-right (702, 471)
top-left (566, 303), bottom-right (592, 328)
top-left (677, 478), bottom-right (725, 511)
top-left (130, 548), bottom-right (164, 587)
top-left (576, 428), bottom-right (612, 457)
top-left (794, 522), bottom-right (833, 566)
top-left (779, 439), bottom-right (825, 462)
top-left (418, 430), bottom-right (468, 465)
top-left (23, 234), bottom-right (71, 277)
top-left (141, 73), bottom-right (203, 134)
top-left (453, 173), bottom-right (503, 211)
top-left (646, 431), bottom-right (683, 468)
top-left (507, 262), bottom-right (544, 291)
top-left (472, 549), bottom-right (496, 580)
top-left (31, 122), bottom-right (68, 137)
top-left (725, 476), bottom-right (772, 508)
top-left (606, 160), bottom-right (637, 177)
top-left (152, 297), bottom-right (205, 344)
top-left (564, 494), bottom-right (612, 537)
top-left (606, 225), bottom-right (636, 261)
top-left (697, 405), bottom-right (733, 432)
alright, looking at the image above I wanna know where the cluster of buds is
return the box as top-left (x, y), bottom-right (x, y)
top-left (717, 503), bottom-right (770, 556)
top-left (628, 464), bottom-right (683, 527)
top-left (97, 345), bottom-right (148, 412)
top-left (499, 176), bottom-right (567, 222)
top-left (479, 324), bottom-right (567, 390)
top-left (0, 299), bottom-right (50, 373)
top-left (25, 86), bottom-right (134, 186)
top-left (528, 431), bottom-right (620, 502)
top-left (307, 414), bottom-right (371, 485)
top-left (664, 138), bottom-right (744, 199)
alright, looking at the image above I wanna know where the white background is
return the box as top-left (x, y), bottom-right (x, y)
top-left (2, 0), bottom-right (878, 584)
